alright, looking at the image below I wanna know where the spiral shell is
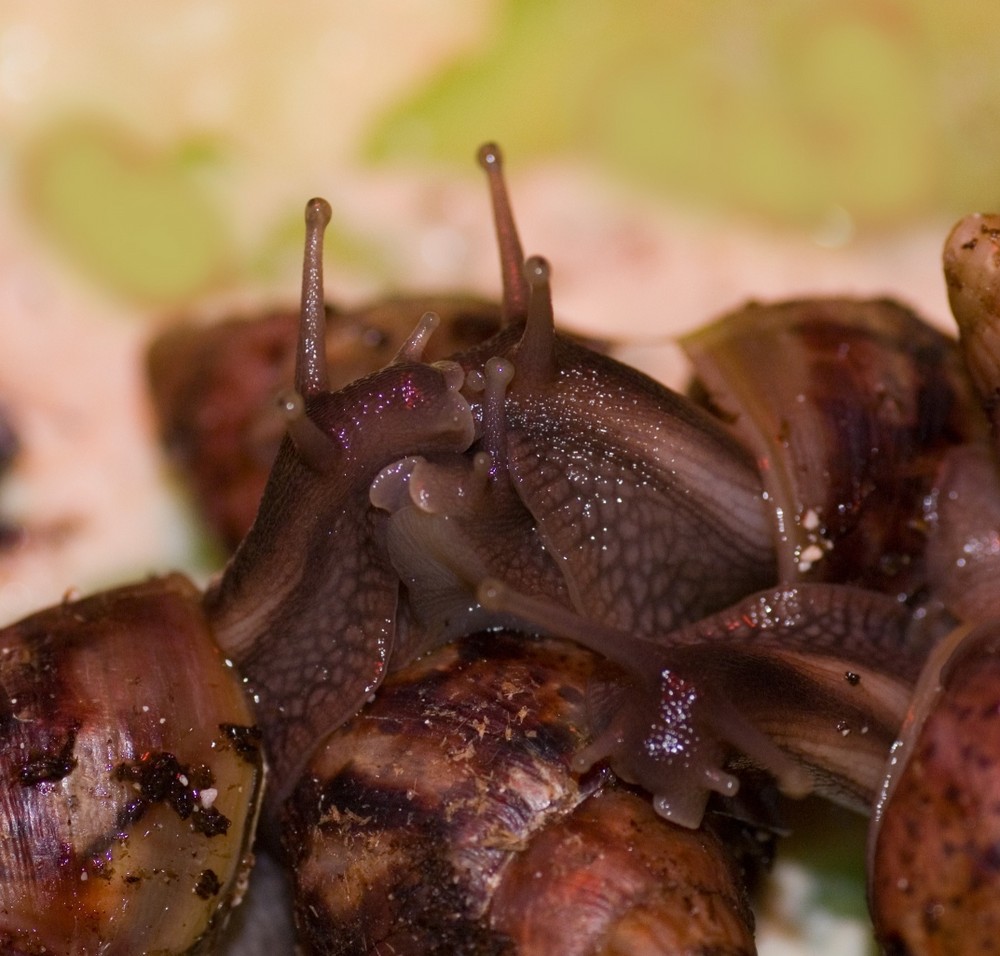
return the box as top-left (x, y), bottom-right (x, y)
top-left (281, 632), bottom-right (760, 956)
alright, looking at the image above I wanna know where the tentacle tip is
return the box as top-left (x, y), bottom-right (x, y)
top-left (394, 311), bottom-right (441, 364)
top-left (651, 792), bottom-right (710, 829)
top-left (434, 359), bottom-right (466, 394)
top-left (472, 450), bottom-right (493, 476)
top-left (306, 197), bottom-right (332, 229)
top-left (704, 766), bottom-right (741, 798)
top-left (524, 255), bottom-right (551, 285)
top-left (476, 577), bottom-right (507, 611)
top-left (276, 388), bottom-right (305, 422)
top-left (485, 355), bottom-right (516, 388)
top-left (477, 142), bottom-right (503, 171)
top-left (276, 386), bottom-right (339, 474)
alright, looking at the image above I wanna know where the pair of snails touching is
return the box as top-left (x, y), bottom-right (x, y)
top-left (3, 144), bottom-right (1000, 954)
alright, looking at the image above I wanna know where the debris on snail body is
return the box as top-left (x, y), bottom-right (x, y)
top-left (6, 142), bottom-right (1000, 955)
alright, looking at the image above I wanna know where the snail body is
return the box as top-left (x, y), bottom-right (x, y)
top-left (242, 159), bottom-right (1000, 952)
top-left (5, 146), bottom-right (1000, 954)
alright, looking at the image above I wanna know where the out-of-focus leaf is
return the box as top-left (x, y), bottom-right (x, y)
top-left (24, 122), bottom-right (230, 304)
top-left (366, 0), bottom-right (1000, 228)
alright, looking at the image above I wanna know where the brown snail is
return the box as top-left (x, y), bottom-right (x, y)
top-left (4, 144), bottom-right (1000, 955)
top-left (283, 632), bottom-right (766, 956)
top-left (0, 576), bottom-right (263, 954)
top-left (147, 296), bottom-right (506, 553)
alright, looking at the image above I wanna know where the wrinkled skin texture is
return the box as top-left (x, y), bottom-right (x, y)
top-left (186, 160), bottom-right (1000, 953)
top-left (9, 147), bottom-right (1000, 954)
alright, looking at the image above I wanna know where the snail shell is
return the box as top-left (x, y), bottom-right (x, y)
top-left (281, 631), bottom-right (761, 956)
top-left (682, 296), bottom-right (984, 591)
top-left (0, 575), bottom-right (264, 954)
top-left (869, 621), bottom-right (1000, 954)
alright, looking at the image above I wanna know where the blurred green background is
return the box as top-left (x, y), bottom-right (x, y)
top-left (369, 0), bottom-right (999, 226)
top-left (5, 0), bottom-right (1000, 303)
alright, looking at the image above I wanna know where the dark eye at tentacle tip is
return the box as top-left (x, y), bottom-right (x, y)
top-left (476, 141), bottom-right (502, 170)
top-left (524, 254), bottom-right (549, 282)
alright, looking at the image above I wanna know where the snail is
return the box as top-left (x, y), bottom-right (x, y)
top-left (208, 152), bottom-right (999, 954)
top-left (282, 630), bottom-right (774, 956)
top-left (147, 296), bottom-right (506, 553)
top-left (4, 145), bottom-right (1000, 955)
top-left (0, 576), bottom-right (264, 954)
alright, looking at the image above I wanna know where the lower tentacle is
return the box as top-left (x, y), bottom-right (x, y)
top-left (480, 577), bottom-right (933, 821)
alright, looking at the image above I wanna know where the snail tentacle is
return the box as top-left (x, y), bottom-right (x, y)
top-left (296, 197), bottom-right (333, 398)
top-left (478, 141), bottom-right (528, 324)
